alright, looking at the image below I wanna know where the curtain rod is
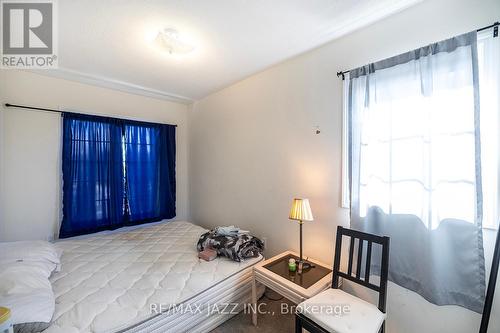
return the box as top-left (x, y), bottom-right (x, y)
top-left (3, 103), bottom-right (178, 127)
top-left (336, 21), bottom-right (499, 80)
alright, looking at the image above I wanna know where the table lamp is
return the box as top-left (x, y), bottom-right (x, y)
top-left (289, 198), bottom-right (314, 274)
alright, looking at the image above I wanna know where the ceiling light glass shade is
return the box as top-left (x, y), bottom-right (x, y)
top-left (154, 28), bottom-right (194, 55)
top-left (289, 198), bottom-right (314, 222)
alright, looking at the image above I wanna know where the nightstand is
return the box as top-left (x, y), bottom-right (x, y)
top-left (251, 250), bottom-right (333, 325)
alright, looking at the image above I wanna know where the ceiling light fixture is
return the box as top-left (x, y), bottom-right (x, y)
top-left (154, 28), bottom-right (194, 55)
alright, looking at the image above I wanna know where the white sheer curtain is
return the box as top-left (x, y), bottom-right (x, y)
top-left (352, 44), bottom-right (478, 230)
top-left (479, 31), bottom-right (500, 230)
top-left (348, 31), bottom-right (486, 312)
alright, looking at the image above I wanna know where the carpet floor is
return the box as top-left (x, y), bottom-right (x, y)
top-left (210, 290), bottom-right (296, 333)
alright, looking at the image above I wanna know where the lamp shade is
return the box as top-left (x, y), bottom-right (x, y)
top-left (289, 198), bottom-right (314, 222)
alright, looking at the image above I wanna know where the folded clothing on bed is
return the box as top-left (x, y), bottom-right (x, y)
top-left (197, 227), bottom-right (264, 262)
top-left (213, 225), bottom-right (249, 236)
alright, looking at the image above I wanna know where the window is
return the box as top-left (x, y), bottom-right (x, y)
top-left (344, 31), bottom-right (491, 312)
top-left (60, 113), bottom-right (176, 238)
top-left (341, 31), bottom-right (500, 229)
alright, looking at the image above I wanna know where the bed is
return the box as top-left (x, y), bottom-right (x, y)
top-left (45, 221), bottom-right (264, 333)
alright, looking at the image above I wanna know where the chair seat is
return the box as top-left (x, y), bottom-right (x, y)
top-left (297, 288), bottom-right (386, 333)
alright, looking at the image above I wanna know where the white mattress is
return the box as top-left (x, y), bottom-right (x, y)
top-left (126, 263), bottom-right (264, 333)
top-left (46, 221), bottom-right (262, 333)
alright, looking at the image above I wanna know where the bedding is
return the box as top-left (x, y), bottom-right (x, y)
top-left (197, 229), bottom-right (264, 262)
top-left (0, 240), bottom-right (61, 268)
top-left (46, 221), bottom-right (262, 333)
top-left (14, 322), bottom-right (51, 333)
top-left (126, 263), bottom-right (264, 333)
top-left (0, 262), bottom-right (56, 325)
top-left (0, 240), bottom-right (61, 328)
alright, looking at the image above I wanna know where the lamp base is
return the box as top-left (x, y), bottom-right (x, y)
top-left (297, 259), bottom-right (315, 274)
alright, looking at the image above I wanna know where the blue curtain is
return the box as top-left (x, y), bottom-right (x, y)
top-left (60, 113), bottom-right (124, 238)
top-left (124, 121), bottom-right (176, 223)
top-left (60, 114), bottom-right (176, 238)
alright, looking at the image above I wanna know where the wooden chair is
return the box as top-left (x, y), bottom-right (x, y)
top-left (295, 226), bottom-right (390, 333)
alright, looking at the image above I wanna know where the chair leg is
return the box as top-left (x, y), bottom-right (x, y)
top-left (295, 314), bottom-right (303, 333)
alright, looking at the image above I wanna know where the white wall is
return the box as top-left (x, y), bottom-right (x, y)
top-left (0, 70), bottom-right (190, 241)
top-left (189, 0), bottom-right (500, 331)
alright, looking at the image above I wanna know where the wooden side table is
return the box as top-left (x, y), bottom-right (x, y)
top-left (251, 250), bottom-right (333, 326)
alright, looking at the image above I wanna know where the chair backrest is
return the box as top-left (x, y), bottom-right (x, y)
top-left (332, 226), bottom-right (390, 313)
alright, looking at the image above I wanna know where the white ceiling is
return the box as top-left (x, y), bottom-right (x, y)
top-left (51, 0), bottom-right (422, 103)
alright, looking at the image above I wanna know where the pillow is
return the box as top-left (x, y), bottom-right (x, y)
top-left (0, 261), bottom-right (55, 325)
top-left (0, 241), bottom-right (61, 267)
top-left (0, 241), bottom-right (60, 327)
